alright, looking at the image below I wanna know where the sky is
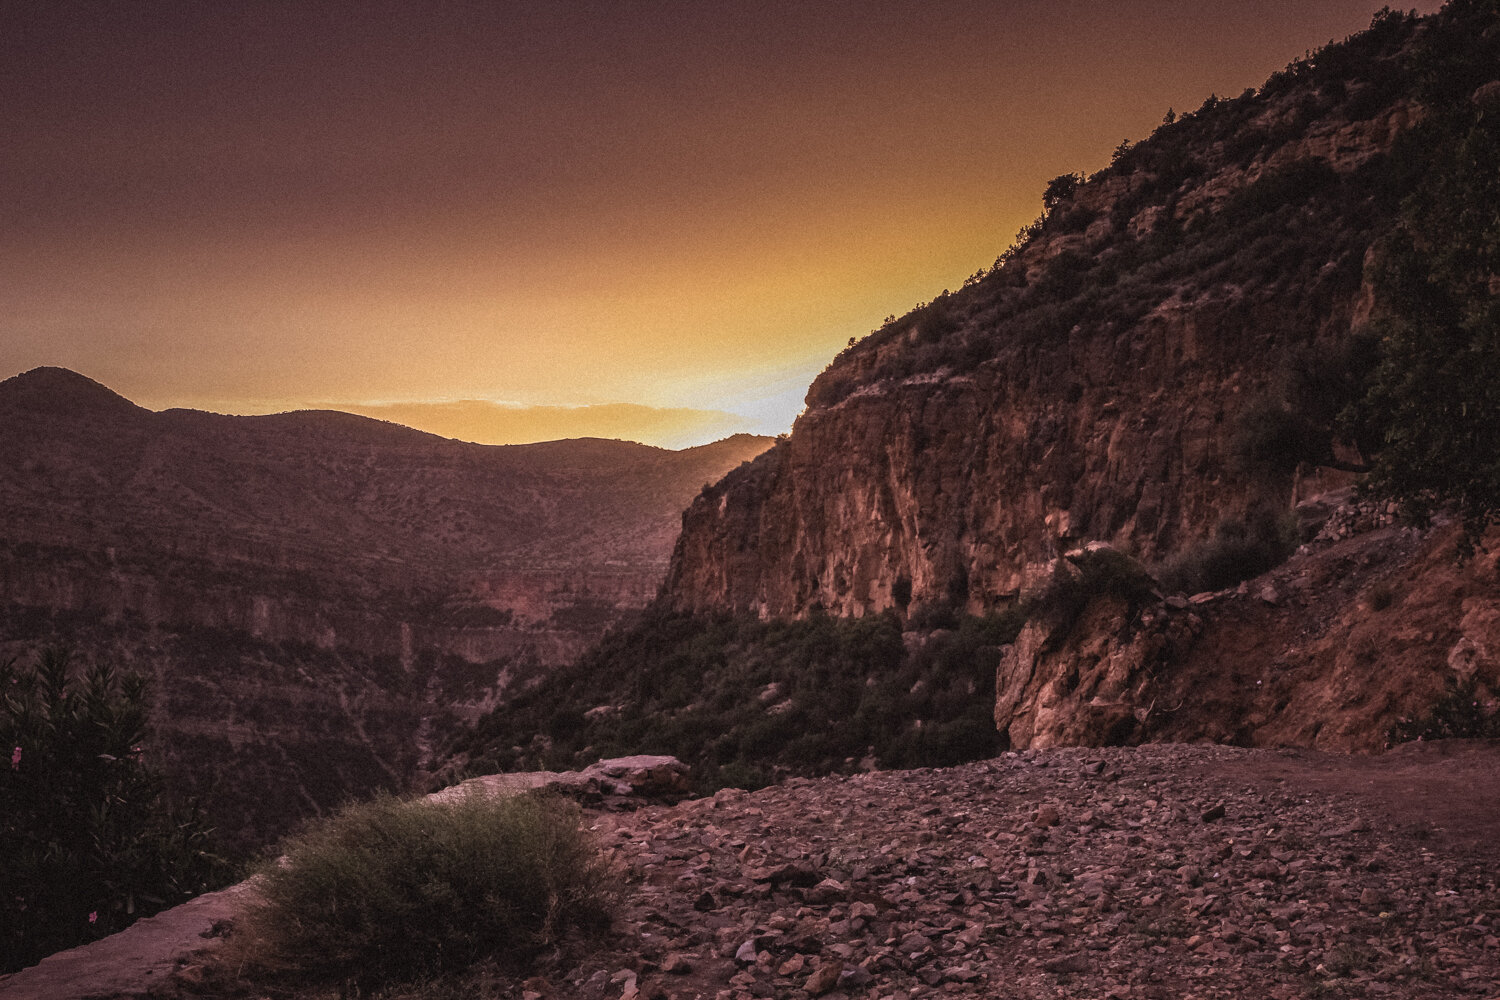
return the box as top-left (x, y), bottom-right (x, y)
top-left (0, 1), bottom-right (1444, 449)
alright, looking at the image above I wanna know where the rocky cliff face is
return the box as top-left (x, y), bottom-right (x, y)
top-left (0, 367), bottom-right (769, 849)
top-left (661, 9), bottom-right (1492, 628)
top-left (656, 6), bottom-right (1500, 752)
top-left (992, 511), bottom-right (1500, 752)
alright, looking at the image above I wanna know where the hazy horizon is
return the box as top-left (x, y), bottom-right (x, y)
top-left (1, 1), bottom-right (1443, 448)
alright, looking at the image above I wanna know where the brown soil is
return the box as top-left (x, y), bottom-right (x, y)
top-left (1202, 739), bottom-right (1500, 857)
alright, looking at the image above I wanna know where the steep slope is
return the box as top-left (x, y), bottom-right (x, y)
top-left (0, 367), bottom-right (770, 849)
top-left (641, 3), bottom-right (1500, 756)
top-left (661, 5), bottom-right (1495, 623)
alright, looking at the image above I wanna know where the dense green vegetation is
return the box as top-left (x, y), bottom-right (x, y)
top-left (1351, 0), bottom-right (1500, 546)
top-left (0, 649), bottom-right (230, 974)
top-left (455, 609), bottom-right (1023, 791)
top-left (1153, 511), bottom-right (1301, 596)
top-left (238, 792), bottom-right (614, 994)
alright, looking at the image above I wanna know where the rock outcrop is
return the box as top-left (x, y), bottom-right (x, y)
top-left (430, 754), bottom-right (691, 808)
top-left (653, 7), bottom-right (1500, 752)
top-left (993, 511), bottom-right (1500, 753)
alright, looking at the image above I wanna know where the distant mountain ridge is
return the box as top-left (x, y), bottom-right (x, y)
top-left (0, 367), bottom-right (771, 850)
top-left (0, 366), bottom-right (768, 575)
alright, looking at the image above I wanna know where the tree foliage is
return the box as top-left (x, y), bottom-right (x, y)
top-left (1357, 43), bottom-right (1500, 546)
top-left (455, 609), bottom-right (1021, 790)
top-left (1042, 172), bottom-right (1082, 212)
top-left (0, 649), bottom-right (229, 973)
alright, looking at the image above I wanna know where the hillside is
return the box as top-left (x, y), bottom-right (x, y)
top-left (454, 2), bottom-right (1500, 775)
top-left (662, 8), bottom-right (1473, 620)
top-left (0, 367), bottom-right (770, 849)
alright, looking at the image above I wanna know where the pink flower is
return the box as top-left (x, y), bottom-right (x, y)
top-left (9, 747), bottom-right (18, 771)
top-left (88, 911), bottom-right (97, 924)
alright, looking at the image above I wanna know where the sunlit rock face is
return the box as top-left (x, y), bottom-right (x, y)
top-left (660, 49), bottom-right (1427, 622)
top-left (660, 4), bottom-right (1500, 755)
top-left (0, 366), bottom-right (770, 851)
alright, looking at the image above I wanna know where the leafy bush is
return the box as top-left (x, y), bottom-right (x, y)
top-left (1221, 157), bottom-right (1340, 226)
top-left (240, 792), bottom-right (615, 992)
top-left (455, 609), bottom-right (1020, 789)
top-left (1154, 511), bottom-right (1298, 595)
top-left (0, 649), bottom-right (229, 973)
top-left (1387, 677), bottom-right (1500, 745)
top-left (1354, 83), bottom-right (1500, 547)
top-left (1231, 398), bottom-right (1326, 475)
top-left (1042, 172), bottom-right (1082, 212)
top-left (1030, 547), bottom-right (1159, 636)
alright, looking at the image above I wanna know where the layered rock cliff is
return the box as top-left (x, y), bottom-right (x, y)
top-left (655, 5), bottom-right (1500, 753)
top-left (661, 7), bottom-right (1492, 624)
top-left (0, 367), bottom-right (769, 848)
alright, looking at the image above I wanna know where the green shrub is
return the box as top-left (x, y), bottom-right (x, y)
top-left (241, 792), bottom-right (615, 992)
top-left (1042, 172), bottom-right (1082, 212)
top-left (1353, 86), bottom-right (1500, 547)
top-left (1031, 547), bottom-right (1158, 635)
top-left (0, 648), bottom-right (228, 974)
top-left (1154, 511), bottom-right (1298, 595)
top-left (453, 607), bottom-right (1019, 789)
top-left (1387, 677), bottom-right (1500, 745)
top-left (1231, 398), bottom-right (1325, 475)
top-left (707, 760), bottom-right (773, 792)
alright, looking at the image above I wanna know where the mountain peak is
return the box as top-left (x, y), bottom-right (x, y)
top-left (0, 367), bottom-right (145, 419)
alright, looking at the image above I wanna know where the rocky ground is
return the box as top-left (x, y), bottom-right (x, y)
top-left (7, 742), bottom-right (1497, 1000)
top-left (549, 742), bottom-right (1499, 1000)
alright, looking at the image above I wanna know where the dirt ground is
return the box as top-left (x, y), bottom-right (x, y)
top-left (7, 741), bottom-right (1498, 1000)
top-left (1205, 739), bottom-right (1500, 857)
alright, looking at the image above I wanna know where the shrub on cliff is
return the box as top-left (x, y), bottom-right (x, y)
top-left (1153, 511), bottom-right (1298, 595)
top-left (1231, 399), bottom-right (1326, 475)
top-left (238, 792), bottom-right (615, 992)
top-left (0, 648), bottom-right (228, 974)
top-left (1031, 546), bottom-right (1159, 634)
top-left (1386, 676), bottom-right (1500, 746)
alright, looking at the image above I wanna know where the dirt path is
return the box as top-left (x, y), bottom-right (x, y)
top-left (1201, 739), bottom-right (1500, 856)
top-left (551, 742), bottom-right (1500, 1000)
top-left (7, 743), bottom-right (1498, 999)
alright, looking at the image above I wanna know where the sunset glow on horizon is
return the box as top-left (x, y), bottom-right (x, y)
top-left (2, 1), bottom-right (1444, 449)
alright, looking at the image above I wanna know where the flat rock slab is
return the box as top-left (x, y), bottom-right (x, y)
top-left (429, 754), bottom-right (690, 806)
top-left (0, 881), bottom-right (256, 1000)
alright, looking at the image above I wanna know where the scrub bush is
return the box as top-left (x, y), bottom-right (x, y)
top-left (240, 792), bottom-right (615, 992)
top-left (1154, 511), bottom-right (1299, 595)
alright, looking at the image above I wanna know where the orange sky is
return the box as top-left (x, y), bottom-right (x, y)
top-left (0, 1), bottom-right (1444, 448)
